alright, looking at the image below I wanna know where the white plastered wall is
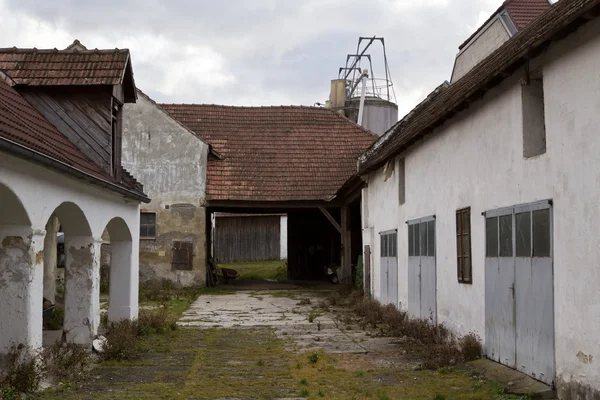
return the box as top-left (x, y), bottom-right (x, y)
top-left (364, 18), bottom-right (600, 394)
top-left (0, 152), bottom-right (140, 351)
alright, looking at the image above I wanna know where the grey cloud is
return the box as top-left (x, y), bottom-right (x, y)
top-left (5, 0), bottom-right (500, 115)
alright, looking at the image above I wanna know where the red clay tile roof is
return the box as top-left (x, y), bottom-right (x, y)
top-left (359, 0), bottom-right (599, 174)
top-left (159, 104), bottom-right (377, 202)
top-left (0, 78), bottom-right (148, 202)
top-left (458, 0), bottom-right (550, 51)
top-left (504, 0), bottom-right (551, 30)
top-left (0, 47), bottom-right (129, 86)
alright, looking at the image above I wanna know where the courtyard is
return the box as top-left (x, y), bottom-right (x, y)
top-left (32, 285), bottom-right (532, 400)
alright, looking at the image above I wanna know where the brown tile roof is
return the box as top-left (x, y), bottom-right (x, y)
top-left (504, 0), bottom-right (551, 30)
top-left (0, 78), bottom-right (148, 202)
top-left (159, 104), bottom-right (377, 202)
top-left (0, 43), bottom-right (137, 102)
top-left (359, 0), bottom-right (599, 174)
top-left (459, 0), bottom-right (550, 51)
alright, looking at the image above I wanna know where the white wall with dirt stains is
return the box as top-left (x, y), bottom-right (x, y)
top-left (363, 17), bottom-right (600, 398)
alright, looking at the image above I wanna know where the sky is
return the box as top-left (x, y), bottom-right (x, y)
top-left (0, 0), bottom-right (503, 117)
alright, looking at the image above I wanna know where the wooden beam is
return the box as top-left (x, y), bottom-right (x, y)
top-left (340, 205), bottom-right (352, 284)
top-left (318, 206), bottom-right (341, 233)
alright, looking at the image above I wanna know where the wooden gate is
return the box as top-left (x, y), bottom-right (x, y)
top-left (215, 215), bottom-right (281, 263)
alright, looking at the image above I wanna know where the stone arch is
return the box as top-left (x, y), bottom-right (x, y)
top-left (52, 201), bottom-right (92, 237)
top-left (103, 217), bottom-right (137, 322)
top-left (0, 181), bottom-right (31, 226)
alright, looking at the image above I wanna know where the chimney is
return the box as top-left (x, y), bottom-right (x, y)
top-left (329, 79), bottom-right (346, 115)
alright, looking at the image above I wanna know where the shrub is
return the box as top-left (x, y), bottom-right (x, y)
top-left (351, 295), bottom-right (483, 369)
top-left (101, 320), bottom-right (139, 361)
top-left (308, 352), bottom-right (319, 364)
top-left (137, 309), bottom-right (176, 336)
top-left (460, 332), bottom-right (483, 361)
top-left (43, 342), bottom-right (89, 382)
top-left (0, 386), bottom-right (21, 400)
top-left (43, 308), bottom-right (64, 331)
top-left (0, 346), bottom-right (43, 393)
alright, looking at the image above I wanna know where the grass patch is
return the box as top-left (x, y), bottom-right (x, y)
top-left (218, 260), bottom-right (287, 281)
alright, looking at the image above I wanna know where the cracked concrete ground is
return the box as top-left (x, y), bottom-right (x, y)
top-left (179, 290), bottom-right (419, 369)
top-left (35, 287), bottom-right (535, 400)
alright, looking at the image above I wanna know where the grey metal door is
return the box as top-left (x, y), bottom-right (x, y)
top-left (514, 203), bottom-right (554, 384)
top-left (407, 217), bottom-right (436, 323)
top-left (485, 211), bottom-right (516, 369)
top-left (380, 231), bottom-right (398, 306)
top-left (485, 201), bottom-right (554, 385)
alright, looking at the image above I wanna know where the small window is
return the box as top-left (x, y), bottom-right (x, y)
top-left (414, 223), bottom-right (420, 256)
top-left (516, 212), bottom-right (532, 257)
top-left (533, 209), bottom-right (551, 257)
top-left (408, 224), bottom-right (415, 257)
top-left (380, 232), bottom-right (397, 258)
top-left (140, 212), bottom-right (156, 238)
top-left (522, 77), bottom-right (546, 158)
top-left (398, 158), bottom-right (406, 205)
top-left (486, 217), bottom-right (499, 257)
top-left (172, 241), bottom-right (194, 271)
top-left (427, 221), bottom-right (435, 257)
top-left (419, 222), bottom-right (427, 257)
top-left (499, 215), bottom-right (513, 257)
top-left (456, 208), bottom-right (472, 284)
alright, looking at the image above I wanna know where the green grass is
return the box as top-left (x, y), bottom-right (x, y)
top-left (219, 260), bottom-right (287, 281)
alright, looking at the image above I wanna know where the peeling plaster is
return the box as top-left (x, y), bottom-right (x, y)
top-left (577, 351), bottom-right (594, 365)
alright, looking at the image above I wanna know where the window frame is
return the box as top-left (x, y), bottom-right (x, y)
top-left (456, 208), bottom-right (472, 284)
top-left (140, 211), bottom-right (157, 239)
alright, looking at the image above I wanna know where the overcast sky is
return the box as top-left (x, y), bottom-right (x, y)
top-left (0, 0), bottom-right (502, 117)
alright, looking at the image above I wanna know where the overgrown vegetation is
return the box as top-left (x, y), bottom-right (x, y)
top-left (43, 308), bottom-right (64, 331)
top-left (43, 342), bottom-right (89, 382)
top-left (101, 308), bottom-right (178, 361)
top-left (0, 347), bottom-right (41, 393)
top-left (351, 296), bottom-right (482, 369)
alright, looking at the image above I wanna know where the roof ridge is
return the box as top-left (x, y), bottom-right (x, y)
top-left (0, 47), bottom-right (129, 54)
top-left (159, 103), bottom-right (328, 110)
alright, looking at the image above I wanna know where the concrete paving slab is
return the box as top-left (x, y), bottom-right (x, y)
top-left (468, 359), bottom-right (557, 399)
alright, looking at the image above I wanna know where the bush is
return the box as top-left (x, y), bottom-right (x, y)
top-left (101, 320), bottom-right (139, 361)
top-left (0, 386), bottom-right (21, 400)
top-left (43, 308), bottom-right (64, 331)
top-left (137, 309), bottom-right (176, 336)
top-left (351, 296), bottom-right (483, 369)
top-left (0, 346), bottom-right (42, 393)
top-left (460, 333), bottom-right (483, 361)
top-left (43, 342), bottom-right (89, 381)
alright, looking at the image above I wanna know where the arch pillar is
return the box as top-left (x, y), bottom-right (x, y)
top-left (0, 226), bottom-right (45, 352)
top-left (108, 239), bottom-right (137, 321)
top-left (63, 236), bottom-right (102, 345)
top-left (43, 215), bottom-right (60, 301)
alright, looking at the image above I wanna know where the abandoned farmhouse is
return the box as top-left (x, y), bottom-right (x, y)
top-left (1, 0), bottom-right (600, 398)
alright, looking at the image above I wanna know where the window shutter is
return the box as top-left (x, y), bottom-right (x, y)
top-left (172, 241), bottom-right (194, 271)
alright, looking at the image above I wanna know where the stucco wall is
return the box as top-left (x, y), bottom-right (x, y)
top-left (122, 94), bottom-right (209, 287)
top-left (364, 19), bottom-right (600, 396)
top-left (0, 152), bottom-right (140, 352)
top-left (452, 18), bottom-right (511, 82)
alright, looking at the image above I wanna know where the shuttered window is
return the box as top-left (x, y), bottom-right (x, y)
top-left (172, 241), bottom-right (194, 271)
top-left (140, 212), bottom-right (156, 238)
top-left (456, 208), bottom-right (472, 284)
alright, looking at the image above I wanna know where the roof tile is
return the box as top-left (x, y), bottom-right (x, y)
top-left (160, 104), bottom-right (377, 202)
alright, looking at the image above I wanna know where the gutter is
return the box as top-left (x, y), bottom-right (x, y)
top-left (0, 137), bottom-right (151, 203)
